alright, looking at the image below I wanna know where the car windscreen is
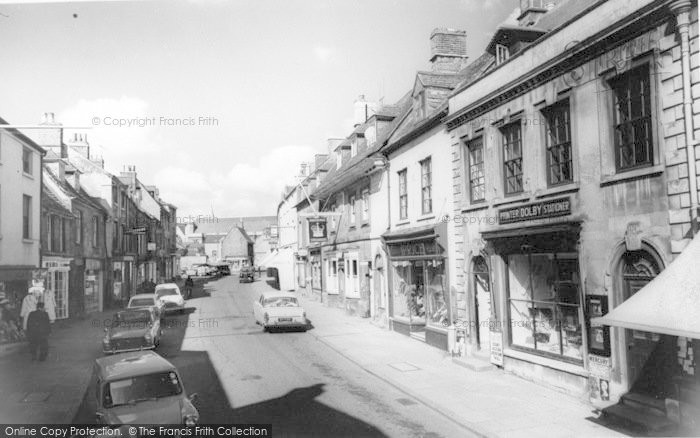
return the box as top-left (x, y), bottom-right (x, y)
top-left (104, 371), bottom-right (182, 408)
top-left (129, 298), bottom-right (154, 307)
top-left (156, 288), bottom-right (179, 298)
top-left (263, 297), bottom-right (299, 307)
top-left (114, 310), bottom-right (151, 324)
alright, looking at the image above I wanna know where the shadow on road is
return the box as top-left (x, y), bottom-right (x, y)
top-left (73, 297), bottom-right (384, 436)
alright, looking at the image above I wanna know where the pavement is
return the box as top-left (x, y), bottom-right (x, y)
top-left (297, 293), bottom-right (626, 438)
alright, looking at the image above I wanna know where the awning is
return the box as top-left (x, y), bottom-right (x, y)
top-left (0, 266), bottom-right (36, 282)
top-left (592, 235), bottom-right (700, 339)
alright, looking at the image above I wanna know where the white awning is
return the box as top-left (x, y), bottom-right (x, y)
top-left (592, 235), bottom-right (700, 339)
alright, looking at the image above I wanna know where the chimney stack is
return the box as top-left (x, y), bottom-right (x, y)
top-left (429, 28), bottom-right (469, 73)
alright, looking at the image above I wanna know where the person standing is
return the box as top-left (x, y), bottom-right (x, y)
top-left (184, 276), bottom-right (194, 299)
top-left (26, 301), bottom-right (51, 361)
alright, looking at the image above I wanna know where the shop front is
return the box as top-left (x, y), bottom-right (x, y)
top-left (383, 223), bottom-right (451, 350)
top-left (0, 266), bottom-right (35, 346)
top-left (43, 257), bottom-right (71, 320)
top-left (84, 259), bottom-right (103, 314)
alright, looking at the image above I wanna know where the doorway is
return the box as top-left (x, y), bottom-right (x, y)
top-left (472, 256), bottom-right (491, 351)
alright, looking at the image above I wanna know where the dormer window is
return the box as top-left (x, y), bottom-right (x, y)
top-left (414, 91), bottom-right (426, 119)
top-left (496, 44), bottom-right (510, 65)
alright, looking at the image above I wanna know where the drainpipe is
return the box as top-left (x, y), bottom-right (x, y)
top-left (671, 0), bottom-right (698, 237)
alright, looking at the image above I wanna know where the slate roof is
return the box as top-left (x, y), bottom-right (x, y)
top-left (417, 72), bottom-right (468, 89)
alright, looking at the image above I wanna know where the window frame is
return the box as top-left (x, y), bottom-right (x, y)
top-left (22, 194), bottom-right (32, 240)
top-left (501, 122), bottom-right (524, 195)
top-left (22, 147), bottom-right (33, 176)
top-left (496, 44), bottom-right (510, 65)
top-left (420, 157), bottom-right (433, 215)
top-left (398, 169), bottom-right (408, 220)
top-left (542, 99), bottom-right (574, 187)
top-left (466, 137), bottom-right (486, 203)
top-left (608, 64), bottom-right (654, 173)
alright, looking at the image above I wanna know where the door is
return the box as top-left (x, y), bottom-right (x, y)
top-left (337, 259), bottom-right (345, 299)
top-left (473, 256), bottom-right (491, 350)
top-left (621, 251), bottom-right (661, 393)
top-left (411, 261), bottom-right (426, 327)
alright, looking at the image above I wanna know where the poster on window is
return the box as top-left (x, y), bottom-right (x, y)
top-left (308, 218), bottom-right (327, 243)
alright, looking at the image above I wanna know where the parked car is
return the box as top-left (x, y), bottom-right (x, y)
top-left (102, 308), bottom-right (161, 354)
top-left (94, 350), bottom-right (199, 425)
top-left (253, 291), bottom-right (307, 332)
top-left (239, 267), bottom-right (255, 283)
top-left (155, 283), bottom-right (186, 314)
top-left (127, 293), bottom-right (164, 320)
top-left (215, 264), bottom-right (231, 276)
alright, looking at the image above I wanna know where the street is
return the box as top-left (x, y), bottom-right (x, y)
top-left (72, 276), bottom-right (475, 438)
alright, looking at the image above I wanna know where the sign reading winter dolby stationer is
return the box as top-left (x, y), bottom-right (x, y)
top-left (498, 197), bottom-right (571, 225)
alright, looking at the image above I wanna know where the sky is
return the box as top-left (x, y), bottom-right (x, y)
top-left (0, 0), bottom-right (515, 219)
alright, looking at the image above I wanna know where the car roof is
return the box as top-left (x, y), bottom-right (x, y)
top-left (95, 351), bottom-right (177, 381)
top-left (260, 291), bottom-right (298, 300)
top-left (129, 294), bottom-right (156, 300)
top-left (155, 283), bottom-right (179, 289)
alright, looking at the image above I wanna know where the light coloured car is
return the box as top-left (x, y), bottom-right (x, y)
top-left (253, 291), bottom-right (307, 332)
top-left (127, 293), bottom-right (164, 319)
top-left (155, 283), bottom-right (186, 314)
top-left (102, 308), bottom-right (161, 354)
top-left (93, 350), bottom-right (199, 425)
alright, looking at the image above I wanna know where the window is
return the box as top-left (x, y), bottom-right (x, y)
top-left (543, 100), bottom-right (573, 185)
top-left (507, 253), bottom-right (583, 361)
top-left (502, 122), bottom-right (523, 195)
top-left (496, 44), bottom-right (510, 65)
top-left (76, 211), bottom-right (83, 244)
top-left (22, 195), bottom-right (32, 239)
top-left (420, 158), bottom-right (432, 214)
top-left (352, 260), bottom-right (358, 277)
top-left (349, 195), bottom-right (356, 225)
top-left (92, 216), bottom-right (99, 247)
top-left (22, 148), bottom-right (32, 175)
top-left (468, 137), bottom-right (485, 202)
top-left (398, 169), bottom-right (408, 220)
top-left (50, 215), bottom-right (61, 252)
top-left (331, 260), bottom-right (338, 276)
top-left (361, 189), bottom-right (369, 222)
top-left (610, 64), bottom-right (653, 171)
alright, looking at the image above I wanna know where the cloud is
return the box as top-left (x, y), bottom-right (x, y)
top-left (313, 45), bottom-right (335, 63)
top-left (153, 144), bottom-right (317, 218)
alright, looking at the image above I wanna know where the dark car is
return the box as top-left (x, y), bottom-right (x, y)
top-left (102, 308), bottom-right (161, 355)
top-left (239, 267), bottom-right (255, 283)
top-left (216, 265), bottom-right (231, 276)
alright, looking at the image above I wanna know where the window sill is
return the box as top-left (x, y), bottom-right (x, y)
top-left (492, 192), bottom-right (531, 207)
top-left (502, 347), bottom-right (588, 377)
top-left (395, 219), bottom-right (410, 226)
top-left (416, 214), bottom-right (435, 222)
top-left (461, 202), bottom-right (489, 213)
top-left (23, 172), bottom-right (34, 180)
top-left (533, 182), bottom-right (580, 199)
top-left (599, 164), bottom-right (664, 187)
top-left (22, 238), bottom-right (34, 244)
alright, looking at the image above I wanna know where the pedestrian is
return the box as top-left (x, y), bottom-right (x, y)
top-left (184, 276), bottom-right (194, 299)
top-left (26, 301), bottom-right (51, 361)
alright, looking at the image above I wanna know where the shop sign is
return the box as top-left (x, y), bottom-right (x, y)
top-left (126, 227), bottom-right (147, 235)
top-left (308, 218), bottom-right (327, 243)
top-left (389, 240), bottom-right (440, 258)
top-left (490, 330), bottom-right (504, 366)
top-left (588, 354), bottom-right (612, 401)
top-left (498, 197), bottom-right (571, 225)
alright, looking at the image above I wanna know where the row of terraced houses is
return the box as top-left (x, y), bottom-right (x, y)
top-left (268, 0), bottom-right (700, 429)
top-left (0, 112), bottom-right (179, 329)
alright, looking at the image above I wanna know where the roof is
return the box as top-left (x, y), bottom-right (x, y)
top-left (451, 52), bottom-right (496, 94)
top-left (203, 234), bottom-right (226, 244)
top-left (260, 291), bottom-right (299, 300)
top-left (95, 351), bottom-right (176, 381)
top-left (485, 26), bottom-right (546, 54)
top-left (0, 116), bottom-right (46, 155)
top-left (593, 235), bottom-right (700, 339)
top-left (417, 72), bottom-right (468, 89)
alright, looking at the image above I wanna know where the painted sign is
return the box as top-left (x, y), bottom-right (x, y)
top-left (498, 197), bottom-right (571, 225)
top-left (308, 218), bottom-right (328, 243)
top-left (388, 240), bottom-right (441, 258)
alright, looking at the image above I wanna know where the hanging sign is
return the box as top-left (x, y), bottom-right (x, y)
top-left (498, 197), bottom-right (571, 225)
top-left (308, 218), bottom-right (328, 243)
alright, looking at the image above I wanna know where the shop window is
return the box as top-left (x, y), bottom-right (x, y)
top-left (467, 137), bottom-right (485, 202)
top-left (542, 100), bottom-right (573, 186)
top-left (501, 122), bottom-right (523, 195)
top-left (507, 252), bottom-right (583, 361)
top-left (609, 64), bottom-right (653, 171)
top-left (398, 169), bottom-right (408, 220)
top-left (426, 260), bottom-right (448, 327)
top-left (420, 157), bottom-right (432, 214)
top-left (391, 259), bottom-right (447, 327)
